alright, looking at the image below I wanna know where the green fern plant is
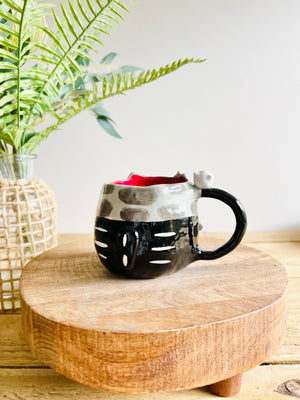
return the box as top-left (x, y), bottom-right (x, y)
top-left (0, 0), bottom-right (206, 154)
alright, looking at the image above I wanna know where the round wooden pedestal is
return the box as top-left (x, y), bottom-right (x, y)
top-left (20, 237), bottom-right (287, 396)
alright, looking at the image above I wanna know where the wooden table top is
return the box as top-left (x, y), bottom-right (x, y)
top-left (1, 232), bottom-right (300, 399)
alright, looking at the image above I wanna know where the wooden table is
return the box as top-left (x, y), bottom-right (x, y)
top-left (1, 232), bottom-right (299, 399)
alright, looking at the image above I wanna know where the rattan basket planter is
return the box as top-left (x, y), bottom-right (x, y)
top-left (0, 155), bottom-right (57, 311)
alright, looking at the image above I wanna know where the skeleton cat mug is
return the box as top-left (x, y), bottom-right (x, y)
top-left (94, 172), bottom-right (247, 279)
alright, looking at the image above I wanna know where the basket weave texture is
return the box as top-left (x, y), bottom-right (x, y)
top-left (0, 177), bottom-right (57, 311)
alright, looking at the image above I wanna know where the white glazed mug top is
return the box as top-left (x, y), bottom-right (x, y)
top-left (96, 171), bottom-right (214, 222)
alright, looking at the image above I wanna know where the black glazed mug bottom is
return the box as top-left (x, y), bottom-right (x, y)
top-left (94, 216), bottom-right (200, 279)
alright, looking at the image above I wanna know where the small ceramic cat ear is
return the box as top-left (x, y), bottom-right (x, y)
top-left (174, 171), bottom-right (186, 179)
top-left (193, 171), bottom-right (214, 189)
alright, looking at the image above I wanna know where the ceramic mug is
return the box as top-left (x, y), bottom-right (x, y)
top-left (94, 171), bottom-right (247, 279)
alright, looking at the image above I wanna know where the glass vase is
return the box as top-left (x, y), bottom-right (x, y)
top-left (0, 154), bottom-right (37, 181)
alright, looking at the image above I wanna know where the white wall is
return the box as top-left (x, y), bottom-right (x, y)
top-left (35, 0), bottom-right (300, 233)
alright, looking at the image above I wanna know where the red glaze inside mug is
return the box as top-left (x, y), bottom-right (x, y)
top-left (112, 174), bottom-right (188, 186)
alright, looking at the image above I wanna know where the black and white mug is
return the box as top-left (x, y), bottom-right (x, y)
top-left (94, 171), bottom-right (247, 279)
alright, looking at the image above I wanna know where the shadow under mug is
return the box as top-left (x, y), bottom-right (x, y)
top-left (94, 174), bottom-right (247, 279)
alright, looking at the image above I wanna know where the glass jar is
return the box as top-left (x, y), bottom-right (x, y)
top-left (0, 154), bottom-right (37, 181)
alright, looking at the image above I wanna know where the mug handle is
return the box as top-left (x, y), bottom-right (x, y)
top-left (192, 188), bottom-right (247, 260)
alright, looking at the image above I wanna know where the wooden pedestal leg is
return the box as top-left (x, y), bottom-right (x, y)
top-left (209, 373), bottom-right (243, 397)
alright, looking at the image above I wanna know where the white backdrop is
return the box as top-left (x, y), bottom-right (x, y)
top-left (35, 0), bottom-right (300, 233)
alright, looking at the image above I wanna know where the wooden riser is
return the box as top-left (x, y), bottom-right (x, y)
top-left (20, 235), bottom-right (288, 395)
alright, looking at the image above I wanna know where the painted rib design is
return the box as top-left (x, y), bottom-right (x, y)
top-left (95, 227), bottom-right (108, 232)
top-left (122, 254), bottom-right (128, 267)
top-left (149, 260), bottom-right (172, 264)
top-left (95, 240), bottom-right (108, 248)
top-left (151, 246), bottom-right (175, 251)
top-left (154, 232), bottom-right (176, 238)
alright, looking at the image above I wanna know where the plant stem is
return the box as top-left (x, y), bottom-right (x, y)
top-left (7, 157), bottom-right (16, 180)
top-left (17, 0), bottom-right (29, 129)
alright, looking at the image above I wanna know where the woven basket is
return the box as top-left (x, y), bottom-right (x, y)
top-left (0, 177), bottom-right (57, 311)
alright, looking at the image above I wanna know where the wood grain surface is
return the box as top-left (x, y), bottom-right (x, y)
top-left (0, 232), bottom-right (299, 399)
top-left (20, 236), bottom-right (288, 394)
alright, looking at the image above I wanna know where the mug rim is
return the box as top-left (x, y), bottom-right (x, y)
top-left (103, 181), bottom-right (194, 189)
top-left (109, 173), bottom-right (188, 188)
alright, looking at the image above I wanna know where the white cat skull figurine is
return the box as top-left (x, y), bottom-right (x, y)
top-left (193, 170), bottom-right (214, 189)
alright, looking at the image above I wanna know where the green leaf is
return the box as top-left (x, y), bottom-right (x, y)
top-left (0, 0), bottom-right (22, 13)
top-left (0, 92), bottom-right (16, 107)
top-left (85, 32), bottom-right (103, 46)
top-left (66, 53), bottom-right (83, 76)
top-left (100, 52), bottom-right (117, 64)
top-left (0, 103), bottom-right (17, 116)
top-left (0, 8), bottom-right (20, 24)
top-left (75, 76), bottom-right (85, 89)
top-left (77, 39), bottom-right (97, 52)
top-left (61, 2), bottom-right (77, 38)
top-left (0, 36), bottom-right (17, 50)
top-left (0, 21), bottom-right (19, 38)
top-left (83, 72), bottom-right (101, 83)
top-left (92, 23), bottom-right (109, 35)
top-left (61, 60), bottom-right (76, 86)
top-left (34, 43), bottom-right (61, 59)
top-left (0, 113), bottom-right (17, 125)
top-left (0, 132), bottom-right (15, 147)
top-left (28, 54), bottom-right (58, 64)
top-left (21, 131), bottom-right (37, 146)
top-left (102, 75), bottom-right (107, 96)
top-left (122, 72), bottom-right (128, 88)
top-left (108, 5), bottom-right (124, 21)
top-left (52, 9), bottom-right (72, 47)
top-left (76, 0), bottom-right (90, 23)
top-left (86, 0), bottom-right (97, 16)
top-left (68, 0), bottom-right (84, 30)
top-left (73, 49), bottom-right (92, 65)
top-left (0, 48), bottom-right (18, 62)
top-left (0, 141), bottom-right (6, 152)
top-left (113, 1), bottom-right (129, 13)
top-left (94, 0), bottom-right (103, 8)
top-left (119, 65), bottom-right (142, 73)
top-left (96, 116), bottom-right (121, 138)
top-left (116, 72), bottom-right (122, 91)
top-left (102, 11), bottom-right (120, 25)
top-left (0, 79), bottom-right (16, 91)
top-left (89, 101), bottom-right (110, 117)
top-left (36, 24), bottom-right (65, 52)
top-left (108, 73), bottom-right (115, 94)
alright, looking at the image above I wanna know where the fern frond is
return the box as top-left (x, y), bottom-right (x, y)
top-left (0, 0), bottom-right (53, 149)
top-left (24, 0), bottom-right (131, 129)
top-left (0, 0), bottom-right (205, 153)
top-left (20, 58), bottom-right (205, 152)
